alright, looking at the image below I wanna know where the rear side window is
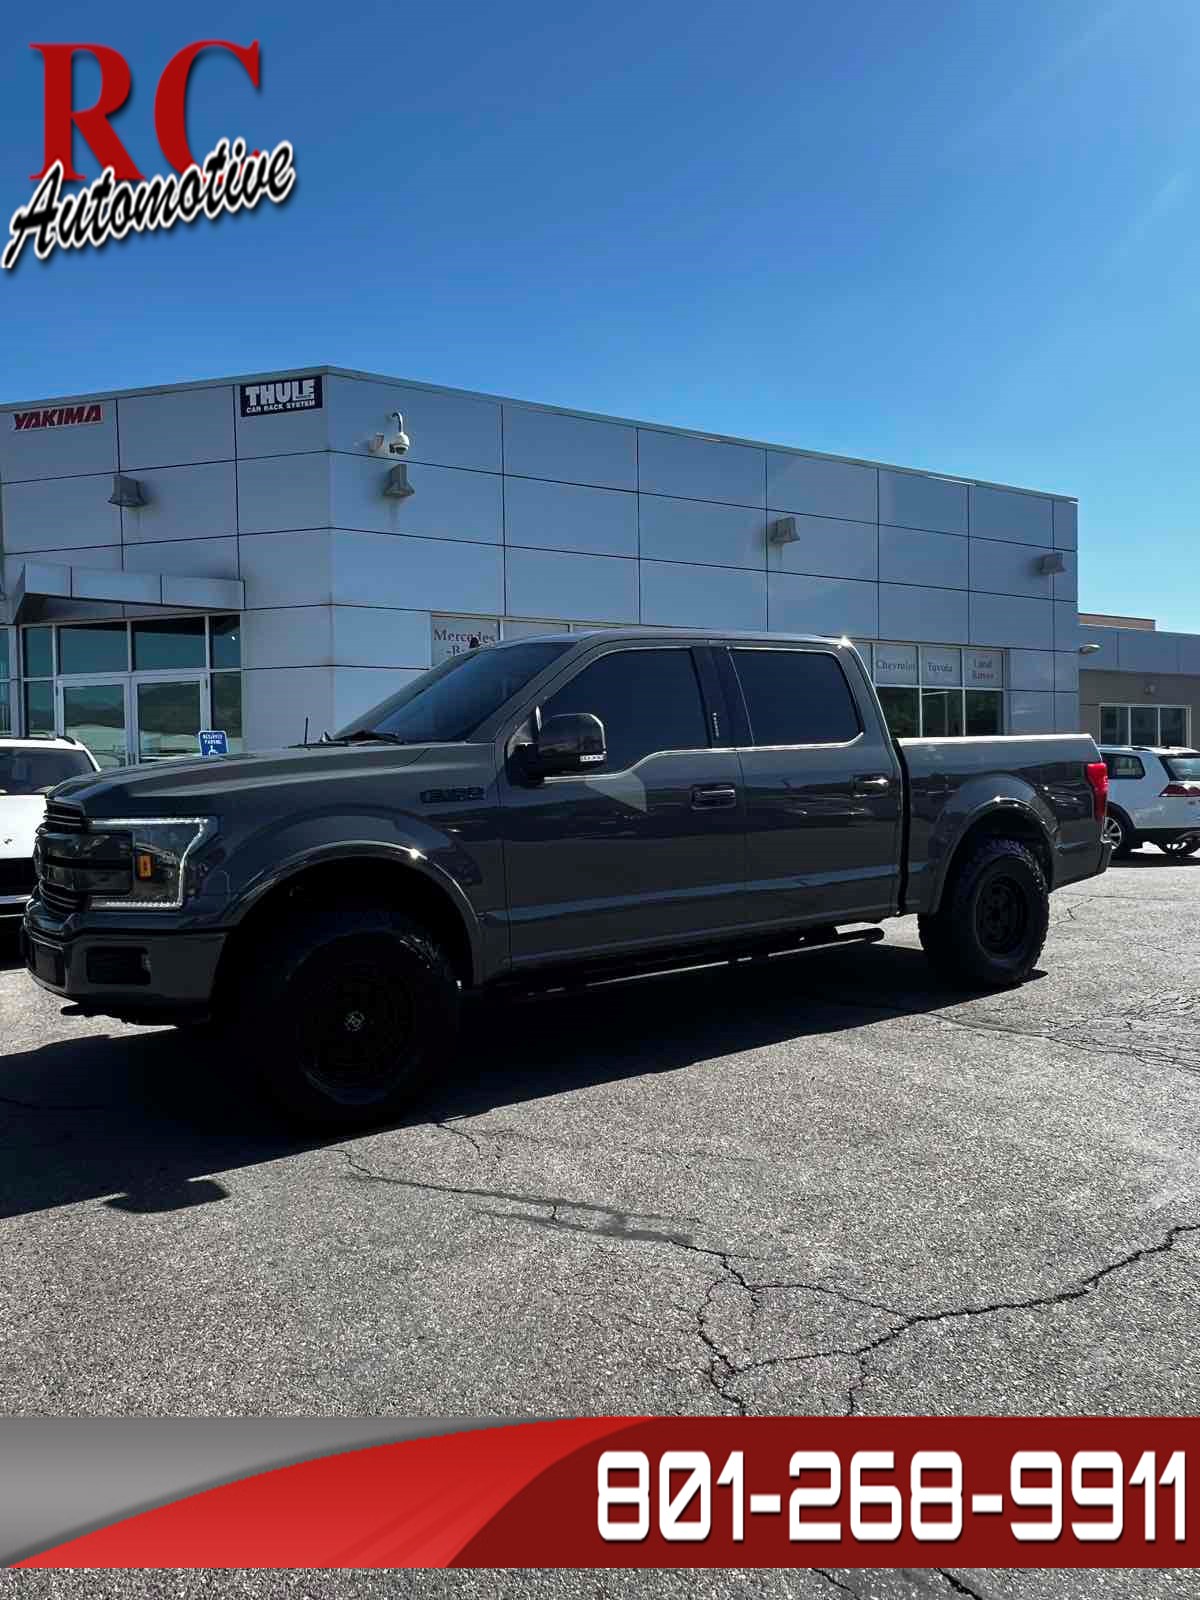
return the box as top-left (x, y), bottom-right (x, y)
top-left (1104, 754), bottom-right (1145, 780)
top-left (731, 649), bottom-right (861, 747)
top-left (541, 647), bottom-right (709, 772)
top-left (1164, 755), bottom-right (1200, 782)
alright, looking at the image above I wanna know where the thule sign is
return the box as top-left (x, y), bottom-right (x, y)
top-left (12, 403), bottom-right (104, 430)
top-left (239, 376), bottom-right (323, 417)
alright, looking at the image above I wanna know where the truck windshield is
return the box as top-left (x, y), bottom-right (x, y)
top-left (0, 749), bottom-right (95, 795)
top-left (333, 640), bottom-right (575, 745)
top-left (1164, 755), bottom-right (1200, 781)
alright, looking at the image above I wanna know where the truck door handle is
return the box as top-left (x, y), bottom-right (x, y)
top-left (852, 774), bottom-right (891, 794)
top-left (691, 784), bottom-right (738, 810)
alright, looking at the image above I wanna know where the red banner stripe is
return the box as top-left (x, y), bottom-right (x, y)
top-left (17, 1420), bottom-right (636, 1569)
top-left (16, 1418), bottom-right (1200, 1569)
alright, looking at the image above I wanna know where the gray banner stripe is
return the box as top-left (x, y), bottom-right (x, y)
top-left (0, 1417), bottom-right (517, 1566)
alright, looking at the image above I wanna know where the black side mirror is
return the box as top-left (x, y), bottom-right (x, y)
top-left (529, 711), bottom-right (607, 777)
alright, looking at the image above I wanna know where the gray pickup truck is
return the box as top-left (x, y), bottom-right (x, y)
top-left (23, 629), bottom-right (1111, 1127)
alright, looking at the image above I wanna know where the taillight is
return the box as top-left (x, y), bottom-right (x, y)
top-left (1161, 782), bottom-right (1200, 796)
top-left (1086, 760), bottom-right (1109, 822)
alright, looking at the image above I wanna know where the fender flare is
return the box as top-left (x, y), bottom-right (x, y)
top-left (927, 794), bottom-right (1056, 912)
top-left (223, 839), bottom-right (484, 984)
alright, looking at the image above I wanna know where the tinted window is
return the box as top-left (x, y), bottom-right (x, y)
top-left (337, 640), bottom-right (574, 744)
top-left (732, 649), bottom-right (860, 746)
top-left (541, 648), bottom-right (708, 772)
top-left (133, 618), bottom-right (206, 671)
top-left (58, 623), bottom-right (127, 675)
top-left (210, 615), bottom-right (241, 669)
top-left (1105, 754), bottom-right (1145, 780)
top-left (1164, 755), bottom-right (1200, 782)
top-left (0, 749), bottom-right (94, 795)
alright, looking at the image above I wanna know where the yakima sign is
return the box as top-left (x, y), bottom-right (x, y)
top-left (4, 41), bottom-right (295, 270)
top-left (12, 403), bottom-right (104, 430)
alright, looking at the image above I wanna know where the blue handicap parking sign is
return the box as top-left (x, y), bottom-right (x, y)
top-left (199, 730), bottom-right (229, 757)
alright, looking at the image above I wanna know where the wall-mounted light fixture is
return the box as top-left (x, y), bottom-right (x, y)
top-left (768, 516), bottom-right (800, 546)
top-left (108, 474), bottom-right (146, 508)
top-left (1079, 642), bottom-right (1102, 655)
top-left (1144, 681), bottom-right (1158, 696)
top-left (382, 463), bottom-right (415, 500)
top-left (1037, 551), bottom-right (1066, 575)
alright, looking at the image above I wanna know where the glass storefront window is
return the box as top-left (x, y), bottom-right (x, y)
top-left (1160, 706), bottom-right (1189, 746)
top-left (921, 689), bottom-right (965, 737)
top-left (58, 622), bottom-right (128, 675)
top-left (212, 672), bottom-right (244, 753)
top-left (965, 690), bottom-right (1004, 736)
top-left (877, 686), bottom-right (920, 738)
top-left (1130, 706), bottom-right (1158, 745)
top-left (210, 615), bottom-right (242, 669)
top-left (0, 633), bottom-right (9, 735)
top-left (23, 626), bottom-right (53, 678)
top-left (24, 681), bottom-right (54, 734)
top-left (1100, 705), bottom-right (1130, 744)
top-left (133, 617), bottom-right (206, 671)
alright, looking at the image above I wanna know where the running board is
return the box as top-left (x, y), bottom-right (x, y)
top-left (492, 924), bottom-right (887, 1000)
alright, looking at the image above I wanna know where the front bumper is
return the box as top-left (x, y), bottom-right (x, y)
top-left (21, 898), bottom-right (226, 1021)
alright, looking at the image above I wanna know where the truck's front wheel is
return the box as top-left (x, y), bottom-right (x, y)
top-left (241, 909), bottom-right (460, 1129)
top-left (918, 838), bottom-right (1049, 989)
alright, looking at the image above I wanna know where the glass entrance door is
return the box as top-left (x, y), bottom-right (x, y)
top-left (135, 678), bottom-right (205, 762)
top-left (60, 680), bottom-right (131, 770)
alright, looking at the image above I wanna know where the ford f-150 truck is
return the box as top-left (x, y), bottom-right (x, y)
top-left (22, 630), bottom-right (1111, 1127)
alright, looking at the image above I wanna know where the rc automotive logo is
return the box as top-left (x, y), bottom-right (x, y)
top-left (4, 40), bottom-right (296, 270)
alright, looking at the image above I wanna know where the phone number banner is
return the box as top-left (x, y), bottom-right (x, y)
top-left (4, 1418), bottom-right (1198, 1568)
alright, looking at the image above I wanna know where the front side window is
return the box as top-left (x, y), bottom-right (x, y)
top-left (337, 640), bottom-right (574, 744)
top-left (540, 648), bottom-right (709, 772)
top-left (0, 749), bottom-right (95, 795)
top-left (732, 649), bottom-right (861, 746)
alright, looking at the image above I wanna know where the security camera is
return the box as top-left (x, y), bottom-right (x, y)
top-left (367, 411), bottom-right (411, 457)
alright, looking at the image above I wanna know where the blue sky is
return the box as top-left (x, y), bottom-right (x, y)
top-left (1, 0), bottom-right (1197, 626)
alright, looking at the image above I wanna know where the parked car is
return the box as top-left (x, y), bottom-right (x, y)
top-left (1, 736), bottom-right (101, 923)
top-left (22, 630), bottom-right (1111, 1127)
top-left (1098, 745), bottom-right (1200, 858)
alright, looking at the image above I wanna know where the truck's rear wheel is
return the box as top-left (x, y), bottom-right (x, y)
top-left (240, 908), bottom-right (460, 1129)
top-left (918, 838), bottom-right (1049, 989)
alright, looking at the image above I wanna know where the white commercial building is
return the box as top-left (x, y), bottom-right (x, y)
top-left (0, 366), bottom-right (1085, 765)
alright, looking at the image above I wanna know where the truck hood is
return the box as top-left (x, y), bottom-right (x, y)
top-left (49, 743), bottom-right (436, 818)
top-left (0, 795), bottom-right (46, 858)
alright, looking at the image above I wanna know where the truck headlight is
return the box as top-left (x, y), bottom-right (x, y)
top-left (88, 817), bottom-right (216, 909)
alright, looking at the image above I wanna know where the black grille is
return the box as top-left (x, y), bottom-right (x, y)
top-left (38, 881), bottom-right (86, 919)
top-left (0, 858), bottom-right (36, 897)
top-left (43, 801), bottom-right (86, 832)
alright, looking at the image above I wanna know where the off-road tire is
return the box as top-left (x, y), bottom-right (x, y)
top-left (238, 908), bottom-right (460, 1130)
top-left (918, 837), bottom-right (1050, 990)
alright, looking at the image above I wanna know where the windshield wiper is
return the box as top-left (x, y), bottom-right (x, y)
top-left (319, 729), bottom-right (415, 747)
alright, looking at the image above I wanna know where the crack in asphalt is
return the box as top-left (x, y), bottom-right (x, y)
top-left (432, 1118), bottom-right (481, 1156)
top-left (334, 1149), bottom-right (1200, 1420)
top-left (936, 1574), bottom-right (990, 1600)
top-left (674, 1222), bottom-right (1200, 1417)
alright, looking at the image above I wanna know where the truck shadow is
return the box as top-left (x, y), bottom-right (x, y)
top-left (0, 941), bottom-right (1010, 1223)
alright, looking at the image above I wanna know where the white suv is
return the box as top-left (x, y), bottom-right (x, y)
top-left (1, 736), bottom-right (101, 921)
top-left (1099, 745), bottom-right (1200, 859)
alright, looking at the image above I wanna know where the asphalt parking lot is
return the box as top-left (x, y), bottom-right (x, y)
top-left (2, 851), bottom-right (1199, 1600)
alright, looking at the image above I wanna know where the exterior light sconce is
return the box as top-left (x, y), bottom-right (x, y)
top-left (1079, 642), bottom-right (1102, 655)
top-left (108, 474), bottom-right (146, 508)
top-left (383, 463), bottom-right (415, 500)
top-left (768, 516), bottom-right (800, 546)
top-left (1037, 552), bottom-right (1066, 575)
